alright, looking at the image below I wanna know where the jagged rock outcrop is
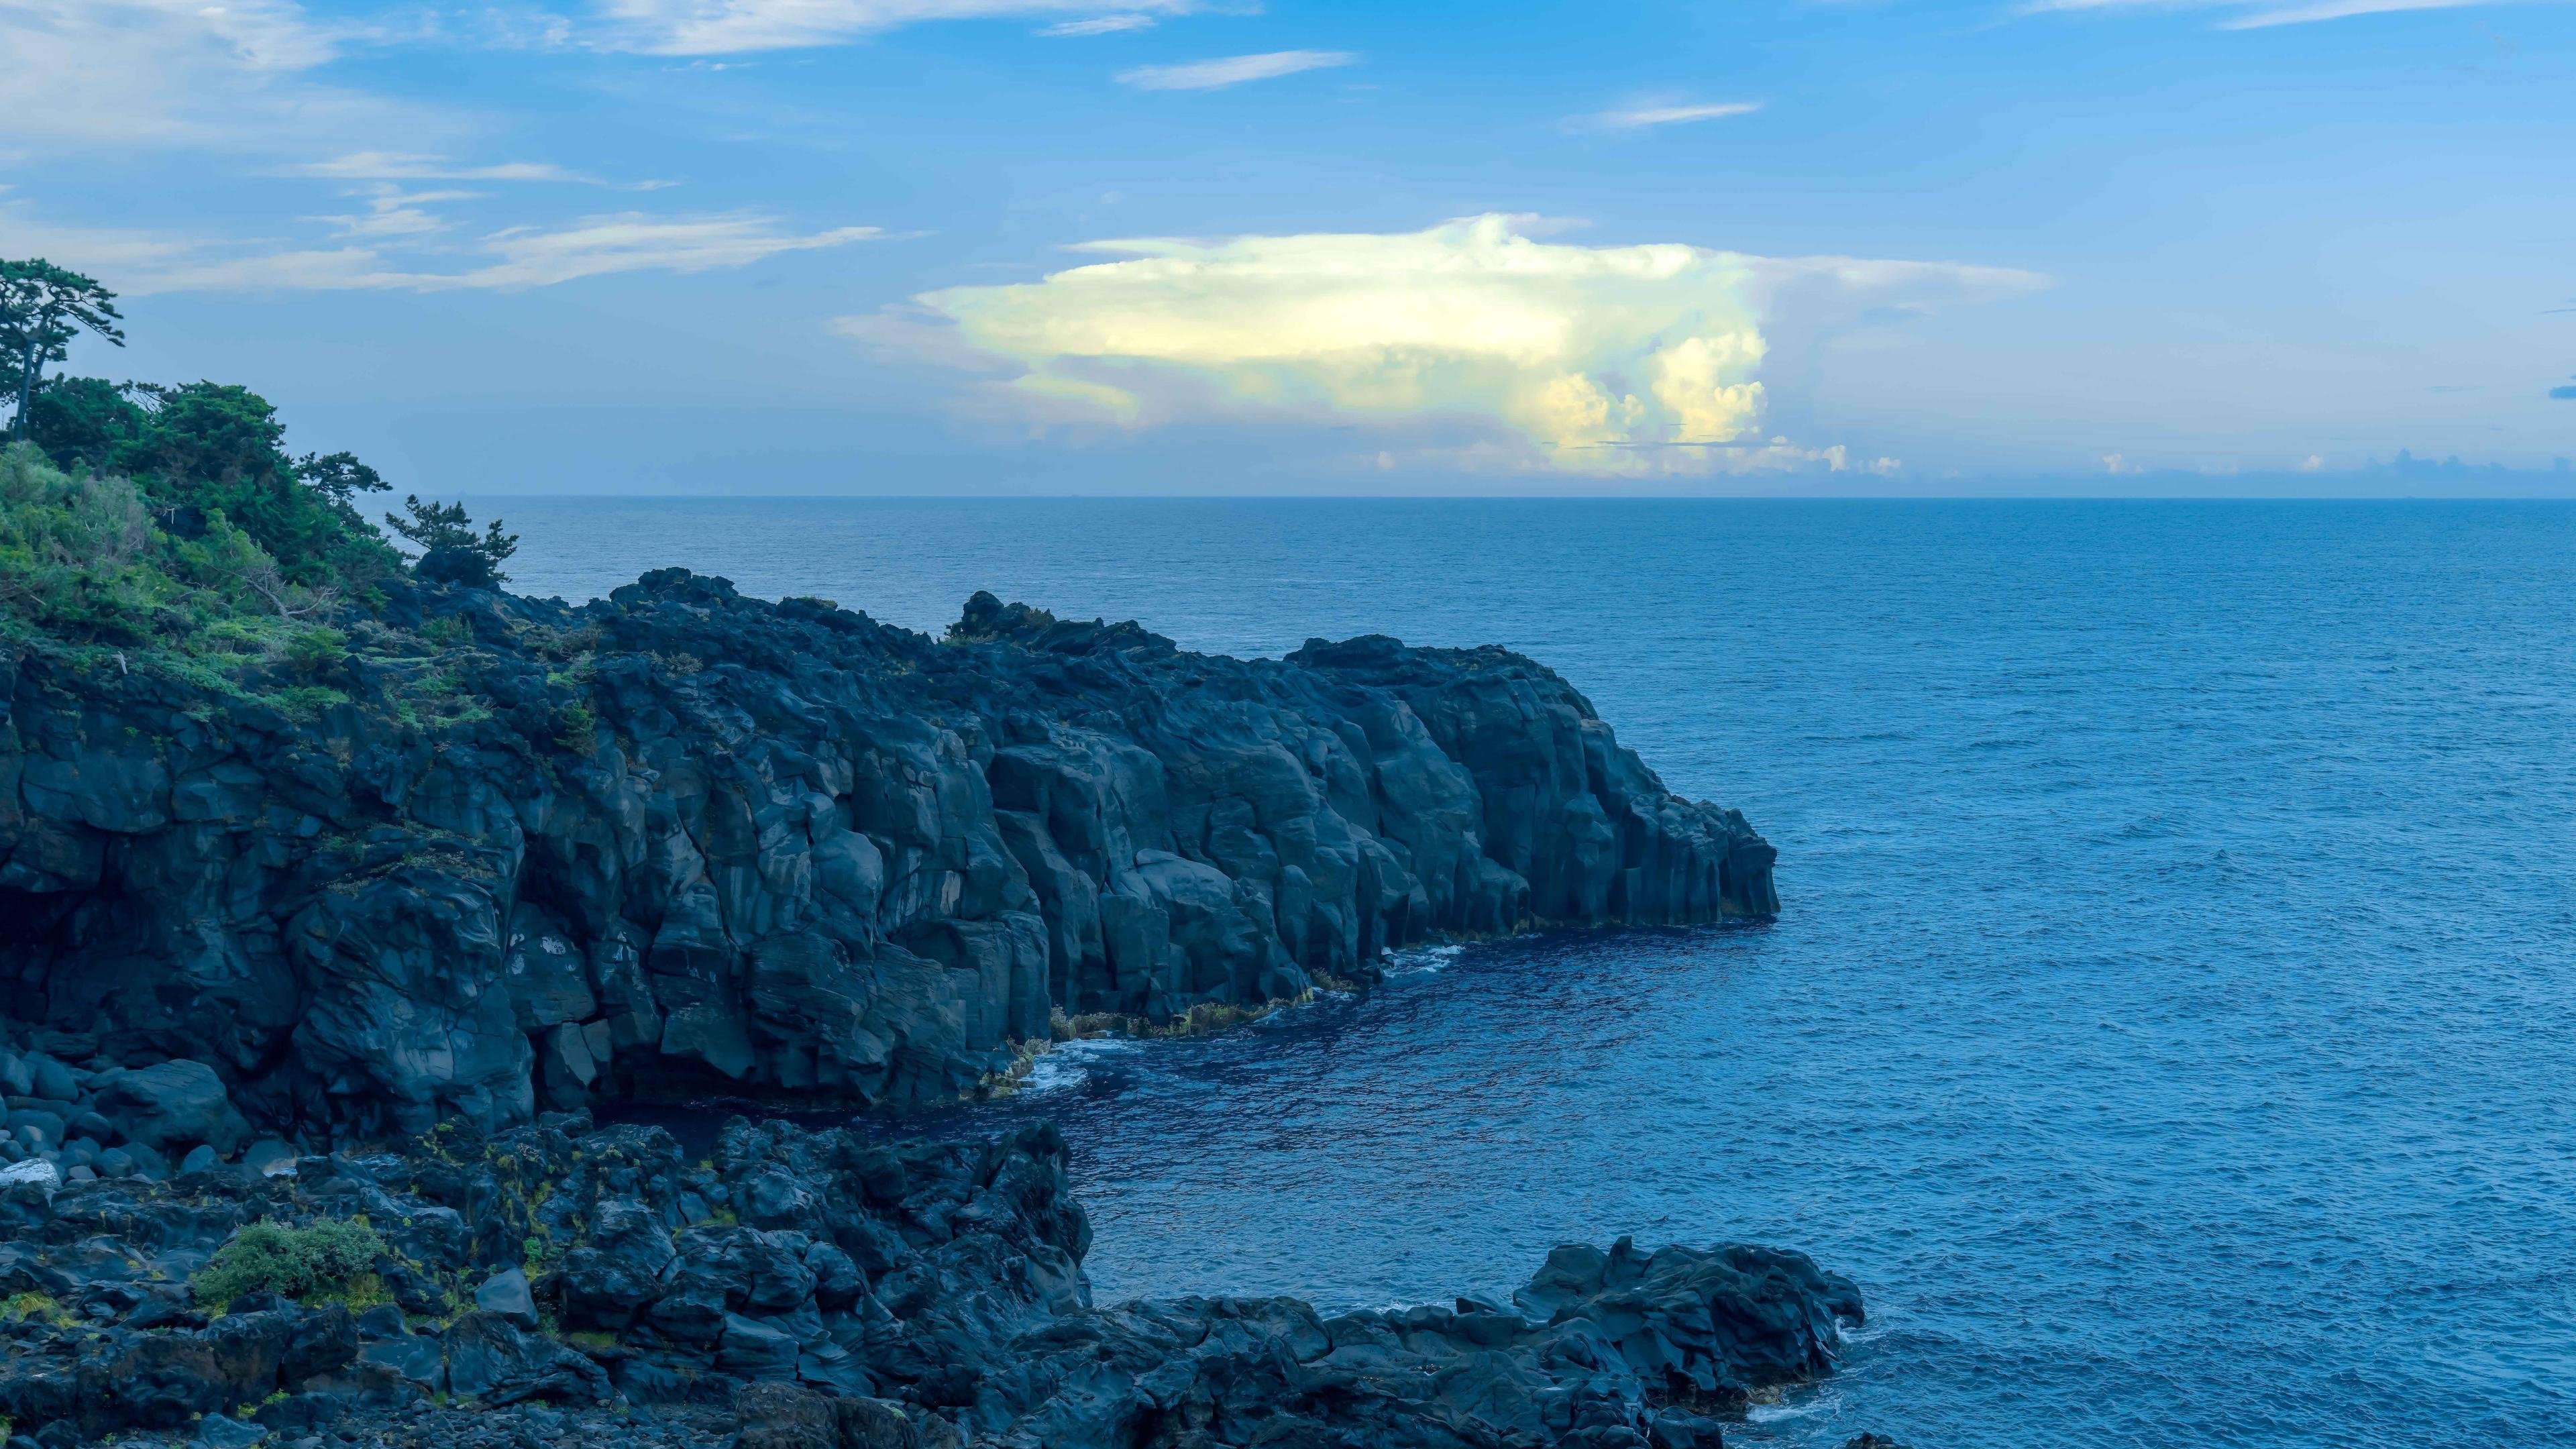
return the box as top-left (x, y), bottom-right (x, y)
top-left (0, 572), bottom-right (1774, 1146)
top-left (0, 1113), bottom-right (1860, 1448)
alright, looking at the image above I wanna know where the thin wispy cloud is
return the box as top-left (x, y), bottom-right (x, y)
top-left (1584, 101), bottom-right (1764, 131)
top-left (287, 152), bottom-right (677, 189)
top-left (451, 214), bottom-right (879, 288)
top-left (592, 0), bottom-right (1195, 55)
top-left (0, 0), bottom-right (427, 150)
top-left (2219, 0), bottom-right (2482, 25)
top-left (1116, 50), bottom-right (1356, 91)
top-left (0, 199), bottom-right (879, 294)
top-left (306, 186), bottom-right (485, 239)
top-left (1040, 14), bottom-right (1157, 35)
top-left (2021, 0), bottom-right (2498, 26)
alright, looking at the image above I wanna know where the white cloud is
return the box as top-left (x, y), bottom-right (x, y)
top-left (2022, 0), bottom-right (2495, 25)
top-left (2219, 0), bottom-right (2483, 26)
top-left (1040, 14), bottom-right (1157, 35)
top-left (0, 0), bottom-right (372, 149)
top-left (1585, 101), bottom-right (1763, 130)
top-left (1115, 50), bottom-right (1356, 91)
top-left (286, 153), bottom-right (674, 188)
top-left (448, 213), bottom-right (879, 288)
top-left (0, 200), bottom-right (879, 293)
top-left (873, 214), bottom-right (2042, 475)
top-left (307, 186), bottom-right (486, 239)
top-left (591, 0), bottom-right (1195, 54)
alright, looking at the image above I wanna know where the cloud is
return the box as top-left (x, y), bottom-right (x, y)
top-left (1116, 50), bottom-right (1356, 91)
top-left (285, 152), bottom-right (676, 189)
top-left (1041, 14), bottom-right (1157, 35)
top-left (0, 200), bottom-right (879, 293)
top-left (0, 0), bottom-right (421, 150)
top-left (1582, 101), bottom-right (1763, 131)
top-left (2021, 0), bottom-right (2496, 27)
top-left (307, 186), bottom-right (487, 239)
top-left (873, 213), bottom-right (2041, 474)
top-left (2550, 385), bottom-right (2576, 400)
top-left (591, 0), bottom-right (1194, 54)
top-left (448, 213), bottom-right (879, 288)
top-left (2218, 0), bottom-right (2485, 25)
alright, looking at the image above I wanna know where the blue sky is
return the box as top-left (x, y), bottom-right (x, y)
top-left (2, 0), bottom-right (2571, 494)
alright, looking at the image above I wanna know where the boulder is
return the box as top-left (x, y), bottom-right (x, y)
top-left (95, 1061), bottom-right (251, 1157)
top-left (0, 1157), bottom-right (59, 1191)
top-left (473, 1266), bottom-right (537, 1328)
top-left (441, 1312), bottom-right (610, 1405)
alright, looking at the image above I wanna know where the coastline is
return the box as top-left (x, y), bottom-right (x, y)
top-left (0, 568), bottom-right (1856, 1446)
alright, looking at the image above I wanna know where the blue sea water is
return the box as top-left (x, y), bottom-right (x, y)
top-left (496, 498), bottom-right (2576, 1449)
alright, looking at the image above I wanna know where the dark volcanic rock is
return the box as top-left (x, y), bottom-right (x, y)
top-left (0, 574), bottom-right (1774, 1145)
top-left (0, 1113), bottom-right (1859, 1448)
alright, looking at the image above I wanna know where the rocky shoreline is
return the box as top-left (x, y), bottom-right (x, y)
top-left (0, 1110), bottom-right (1872, 1449)
top-left (1, 573), bottom-right (1872, 1446)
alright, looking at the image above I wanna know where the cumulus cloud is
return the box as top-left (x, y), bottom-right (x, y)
top-left (1115, 50), bottom-right (1356, 91)
top-left (0, 199), bottom-right (878, 293)
top-left (875, 214), bottom-right (2044, 474)
top-left (591, 0), bottom-right (1195, 54)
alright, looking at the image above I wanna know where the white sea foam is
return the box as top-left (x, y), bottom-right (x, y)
top-left (1746, 1385), bottom-right (1841, 1424)
top-left (1385, 943), bottom-right (1466, 975)
top-left (1020, 1036), bottom-right (1140, 1093)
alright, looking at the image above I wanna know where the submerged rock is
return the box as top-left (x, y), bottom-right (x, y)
top-left (0, 1113), bottom-right (1858, 1447)
top-left (0, 575), bottom-right (1776, 1146)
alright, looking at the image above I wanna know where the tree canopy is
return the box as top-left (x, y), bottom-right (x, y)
top-left (1, 256), bottom-right (530, 671)
top-left (385, 494), bottom-right (519, 588)
top-left (2, 260), bottom-right (124, 441)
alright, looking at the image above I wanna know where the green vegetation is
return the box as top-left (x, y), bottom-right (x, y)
top-left (385, 493), bottom-right (519, 588)
top-left (1, 1291), bottom-right (73, 1326)
top-left (0, 256), bottom-right (531, 705)
top-left (307, 1271), bottom-right (396, 1313)
top-left (191, 1218), bottom-right (388, 1311)
top-left (3, 260), bottom-right (123, 440)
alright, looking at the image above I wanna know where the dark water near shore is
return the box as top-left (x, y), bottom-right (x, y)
top-left (498, 498), bottom-right (2576, 1449)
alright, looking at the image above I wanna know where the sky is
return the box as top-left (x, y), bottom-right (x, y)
top-left (1, 0), bottom-right (2571, 495)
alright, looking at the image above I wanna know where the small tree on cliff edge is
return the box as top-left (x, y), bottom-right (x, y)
top-left (385, 494), bottom-right (519, 588)
top-left (1, 260), bottom-right (125, 440)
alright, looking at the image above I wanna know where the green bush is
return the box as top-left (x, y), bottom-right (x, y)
top-left (191, 1218), bottom-right (387, 1309)
top-left (282, 624), bottom-right (348, 679)
top-left (0, 443), bottom-right (360, 661)
top-left (27, 379), bottom-right (404, 593)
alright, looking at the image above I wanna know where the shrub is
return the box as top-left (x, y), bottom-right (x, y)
top-left (282, 624), bottom-right (348, 679)
top-left (191, 1218), bottom-right (387, 1309)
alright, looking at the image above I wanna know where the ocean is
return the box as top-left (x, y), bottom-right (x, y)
top-left (495, 497), bottom-right (2576, 1449)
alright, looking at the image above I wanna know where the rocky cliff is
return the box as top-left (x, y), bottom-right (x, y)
top-left (0, 571), bottom-right (1775, 1150)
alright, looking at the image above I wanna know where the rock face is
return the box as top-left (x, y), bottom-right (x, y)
top-left (0, 1113), bottom-right (1860, 1448)
top-left (0, 573), bottom-right (1776, 1146)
